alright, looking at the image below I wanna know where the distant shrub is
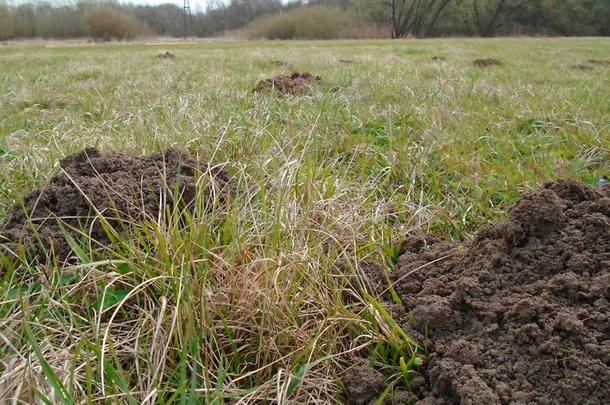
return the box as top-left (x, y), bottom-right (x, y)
top-left (248, 7), bottom-right (357, 40)
top-left (83, 3), bottom-right (151, 41)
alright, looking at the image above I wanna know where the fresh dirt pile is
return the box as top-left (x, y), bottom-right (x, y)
top-left (572, 64), bottom-right (594, 70)
top-left (253, 72), bottom-right (323, 95)
top-left (349, 179), bottom-right (609, 404)
top-left (431, 56), bottom-right (446, 62)
top-left (0, 148), bottom-right (231, 264)
top-left (157, 51), bottom-right (175, 59)
top-left (587, 59), bottom-right (610, 65)
top-left (473, 58), bottom-right (503, 67)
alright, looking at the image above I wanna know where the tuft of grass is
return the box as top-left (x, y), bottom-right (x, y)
top-left (0, 37), bottom-right (608, 403)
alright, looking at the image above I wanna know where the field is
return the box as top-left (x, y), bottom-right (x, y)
top-left (0, 38), bottom-right (608, 403)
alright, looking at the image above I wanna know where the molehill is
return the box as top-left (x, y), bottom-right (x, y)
top-left (346, 179), bottom-right (609, 404)
top-left (0, 148), bottom-right (231, 264)
top-left (253, 72), bottom-right (323, 95)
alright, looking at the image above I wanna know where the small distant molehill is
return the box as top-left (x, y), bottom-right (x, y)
top-left (157, 51), bottom-right (175, 59)
top-left (473, 58), bottom-right (503, 67)
top-left (253, 72), bottom-right (324, 95)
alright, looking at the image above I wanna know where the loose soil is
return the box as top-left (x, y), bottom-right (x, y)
top-left (0, 148), bottom-right (231, 264)
top-left (157, 51), bottom-right (175, 59)
top-left (431, 56), bottom-right (446, 62)
top-left (347, 179), bottom-right (609, 404)
top-left (338, 59), bottom-right (355, 64)
top-left (473, 58), bottom-right (503, 67)
top-left (253, 72), bottom-right (323, 95)
top-left (270, 60), bottom-right (288, 66)
top-left (587, 59), bottom-right (610, 65)
top-left (572, 64), bottom-right (593, 70)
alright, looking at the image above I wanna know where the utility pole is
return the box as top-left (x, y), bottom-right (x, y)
top-left (183, 0), bottom-right (192, 38)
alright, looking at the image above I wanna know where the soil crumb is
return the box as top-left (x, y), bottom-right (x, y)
top-left (0, 148), bottom-right (231, 264)
top-left (431, 56), bottom-right (446, 62)
top-left (355, 179), bottom-right (610, 404)
top-left (253, 72), bottom-right (323, 95)
top-left (343, 363), bottom-right (387, 405)
top-left (572, 64), bottom-right (593, 70)
top-left (157, 51), bottom-right (175, 59)
top-left (473, 58), bottom-right (503, 67)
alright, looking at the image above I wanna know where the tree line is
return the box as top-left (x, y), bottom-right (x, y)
top-left (0, 0), bottom-right (607, 41)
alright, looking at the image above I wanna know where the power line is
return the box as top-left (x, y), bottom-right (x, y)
top-left (183, 0), bottom-right (192, 38)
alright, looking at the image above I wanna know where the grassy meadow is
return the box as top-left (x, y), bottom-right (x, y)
top-left (0, 37), bottom-right (608, 403)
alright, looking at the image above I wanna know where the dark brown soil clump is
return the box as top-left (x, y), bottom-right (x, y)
top-left (351, 179), bottom-right (609, 404)
top-left (343, 363), bottom-right (387, 405)
top-left (253, 72), bottom-right (323, 95)
top-left (431, 56), bottom-right (446, 62)
top-left (473, 58), bottom-right (503, 67)
top-left (157, 51), bottom-right (175, 59)
top-left (587, 59), bottom-right (610, 65)
top-left (572, 64), bottom-right (593, 70)
top-left (0, 148), bottom-right (231, 264)
top-left (338, 59), bottom-right (355, 64)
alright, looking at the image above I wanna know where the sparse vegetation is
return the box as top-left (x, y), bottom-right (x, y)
top-left (0, 38), bottom-right (608, 403)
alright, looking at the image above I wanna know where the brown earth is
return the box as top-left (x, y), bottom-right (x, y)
top-left (0, 148), bottom-right (231, 264)
top-left (253, 72), bottom-right (323, 95)
top-left (157, 51), bottom-right (175, 59)
top-left (431, 56), bottom-right (446, 62)
top-left (339, 59), bottom-right (355, 64)
top-left (473, 58), bottom-right (503, 67)
top-left (270, 60), bottom-right (288, 66)
top-left (572, 64), bottom-right (594, 70)
top-left (587, 59), bottom-right (610, 65)
top-left (347, 179), bottom-right (610, 404)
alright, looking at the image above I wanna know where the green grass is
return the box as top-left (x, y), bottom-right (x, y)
top-left (0, 37), bottom-right (608, 403)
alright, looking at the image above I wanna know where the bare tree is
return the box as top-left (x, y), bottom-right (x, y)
top-left (386, 0), bottom-right (453, 38)
top-left (472, 0), bottom-right (524, 37)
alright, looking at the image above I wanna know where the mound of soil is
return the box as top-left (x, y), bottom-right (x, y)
top-left (338, 59), bottom-right (355, 65)
top-left (157, 51), bottom-right (175, 59)
top-left (351, 179), bottom-right (609, 404)
top-left (587, 59), bottom-right (610, 65)
top-left (0, 148), bottom-right (231, 264)
top-left (431, 56), bottom-right (446, 62)
top-left (572, 64), bottom-right (593, 70)
top-left (253, 72), bottom-right (323, 95)
top-left (473, 58), bottom-right (503, 67)
top-left (270, 60), bottom-right (288, 66)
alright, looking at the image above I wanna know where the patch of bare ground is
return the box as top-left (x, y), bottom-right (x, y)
top-left (0, 148), bottom-right (232, 265)
top-left (587, 59), bottom-right (610, 65)
top-left (473, 58), bottom-right (503, 67)
top-left (572, 64), bottom-right (593, 70)
top-left (345, 179), bottom-right (610, 404)
top-left (253, 72), bottom-right (324, 95)
top-left (157, 51), bottom-right (175, 59)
